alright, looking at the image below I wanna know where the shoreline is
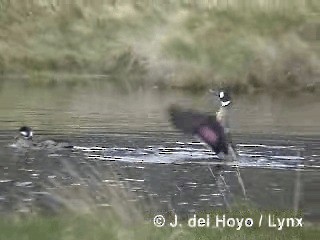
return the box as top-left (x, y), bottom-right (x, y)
top-left (1, 73), bottom-right (319, 95)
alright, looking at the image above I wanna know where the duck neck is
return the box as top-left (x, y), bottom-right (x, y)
top-left (216, 105), bottom-right (230, 130)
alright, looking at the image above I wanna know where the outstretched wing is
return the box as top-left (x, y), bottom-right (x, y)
top-left (168, 105), bottom-right (214, 133)
top-left (168, 105), bottom-right (228, 154)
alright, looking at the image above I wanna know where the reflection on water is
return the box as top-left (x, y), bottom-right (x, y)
top-left (0, 79), bottom-right (319, 221)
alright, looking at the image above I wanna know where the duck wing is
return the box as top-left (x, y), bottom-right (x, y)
top-left (168, 105), bottom-right (228, 154)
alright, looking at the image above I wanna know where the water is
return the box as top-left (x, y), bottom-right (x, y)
top-left (0, 80), bottom-right (319, 221)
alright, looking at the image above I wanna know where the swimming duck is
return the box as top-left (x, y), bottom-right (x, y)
top-left (168, 89), bottom-right (237, 160)
top-left (13, 126), bottom-right (73, 150)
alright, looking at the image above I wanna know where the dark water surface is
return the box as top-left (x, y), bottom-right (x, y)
top-left (0, 80), bottom-right (319, 221)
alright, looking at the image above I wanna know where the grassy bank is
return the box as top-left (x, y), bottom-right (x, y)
top-left (0, 173), bottom-right (317, 240)
top-left (0, 210), bottom-right (317, 240)
top-left (0, 1), bottom-right (319, 93)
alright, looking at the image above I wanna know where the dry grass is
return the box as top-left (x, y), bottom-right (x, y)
top-left (0, 145), bottom-right (316, 240)
top-left (0, 0), bottom-right (319, 93)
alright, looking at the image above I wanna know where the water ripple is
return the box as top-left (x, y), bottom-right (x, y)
top-left (76, 141), bottom-right (305, 170)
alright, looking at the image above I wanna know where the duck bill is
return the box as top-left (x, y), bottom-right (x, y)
top-left (209, 89), bottom-right (220, 99)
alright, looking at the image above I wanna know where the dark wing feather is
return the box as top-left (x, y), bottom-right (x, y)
top-left (168, 105), bottom-right (215, 134)
top-left (168, 105), bottom-right (228, 154)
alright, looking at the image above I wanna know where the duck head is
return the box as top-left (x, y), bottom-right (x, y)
top-left (218, 90), bottom-right (231, 107)
top-left (209, 88), bottom-right (232, 107)
top-left (18, 126), bottom-right (33, 140)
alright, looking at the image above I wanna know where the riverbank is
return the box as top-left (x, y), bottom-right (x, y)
top-left (0, 1), bottom-right (319, 93)
top-left (0, 208), bottom-right (317, 240)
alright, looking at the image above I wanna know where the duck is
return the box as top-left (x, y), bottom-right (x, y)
top-left (168, 89), bottom-right (237, 161)
top-left (13, 126), bottom-right (73, 150)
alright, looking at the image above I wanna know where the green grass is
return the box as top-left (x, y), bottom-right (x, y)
top-left (0, 210), bottom-right (317, 240)
top-left (0, 1), bottom-right (319, 93)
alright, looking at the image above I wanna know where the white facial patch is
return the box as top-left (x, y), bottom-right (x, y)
top-left (219, 91), bottom-right (224, 99)
top-left (20, 130), bottom-right (33, 138)
top-left (20, 131), bottom-right (28, 137)
top-left (221, 100), bottom-right (231, 107)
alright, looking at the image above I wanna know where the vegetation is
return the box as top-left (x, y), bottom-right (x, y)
top-left (0, 162), bottom-right (317, 240)
top-left (1, 209), bottom-right (317, 240)
top-left (0, 0), bottom-right (319, 93)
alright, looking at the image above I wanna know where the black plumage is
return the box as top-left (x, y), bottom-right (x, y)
top-left (168, 105), bottom-right (228, 154)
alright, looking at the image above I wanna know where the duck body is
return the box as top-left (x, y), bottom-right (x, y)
top-left (168, 90), bottom-right (237, 160)
top-left (37, 140), bottom-right (73, 150)
top-left (12, 126), bottom-right (73, 150)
